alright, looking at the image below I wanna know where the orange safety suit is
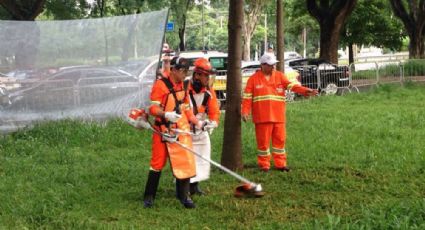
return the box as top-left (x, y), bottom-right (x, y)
top-left (187, 84), bottom-right (220, 183)
top-left (241, 69), bottom-right (311, 170)
top-left (149, 73), bottom-right (198, 179)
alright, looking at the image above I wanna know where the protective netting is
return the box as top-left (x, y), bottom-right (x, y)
top-left (0, 9), bottom-right (168, 133)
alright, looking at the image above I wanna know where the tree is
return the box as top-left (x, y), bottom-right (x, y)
top-left (221, 0), bottom-right (243, 170)
top-left (285, 0), bottom-right (320, 57)
top-left (242, 0), bottom-right (270, 61)
top-left (170, 0), bottom-right (195, 51)
top-left (42, 0), bottom-right (90, 20)
top-left (341, 0), bottom-right (404, 64)
top-left (306, 0), bottom-right (357, 63)
top-left (0, 0), bottom-right (45, 20)
top-left (389, 0), bottom-right (425, 59)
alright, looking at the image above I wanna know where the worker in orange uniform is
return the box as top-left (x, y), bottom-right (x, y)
top-left (242, 53), bottom-right (318, 172)
top-left (144, 56), bottom-right (205, 209)
top-left (187, 58), bottom-right (220, 195)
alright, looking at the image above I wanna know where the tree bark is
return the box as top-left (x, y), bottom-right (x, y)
top-left (221, 0), bottom-right (244, 171)
top-left (306, 0), bottom-right (357, 63)
top-left (389, 0), bottom-right (425, 59)
top-left (276, 0), bottom-right (284, 71)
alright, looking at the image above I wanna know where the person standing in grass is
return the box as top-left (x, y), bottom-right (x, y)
top-left (241, 53), bottom-right (318, 172)
top-left (143, 56), bottom-right (204, 209)
top-left (187, 58), bottom-right (220, 196)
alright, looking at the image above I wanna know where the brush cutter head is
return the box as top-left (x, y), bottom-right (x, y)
top-left (234, 183), bottom-right (264, 198)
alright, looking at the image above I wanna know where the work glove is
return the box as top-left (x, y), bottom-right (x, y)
top-left (195, 120), bottom-right (206, 130)
top-left (162, 132), bottom-right (178, 143)
top-left (202, 120), bottom-right (218, 134)
top-left (164, 111), bottom-right (182, 123)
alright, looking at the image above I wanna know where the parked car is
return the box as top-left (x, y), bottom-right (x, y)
top-left (288, 58), bottom-right (350, 95)
top-left (3, 66), bottom-right (145, 110)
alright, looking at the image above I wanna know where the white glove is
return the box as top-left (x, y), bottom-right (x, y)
top-left (162, 133), bottom-right (177, 143)
top-left (164, 111), bottom-right (182, 123)
top-left (195, 120), bottom-right (206, 130)
top-left (203, 120), bottom-right (218, 134)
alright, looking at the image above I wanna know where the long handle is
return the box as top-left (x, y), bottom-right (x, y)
top-left (148, 126), bottom-right (257, 187)
top-left (173, 140), bottom-right (257, 187)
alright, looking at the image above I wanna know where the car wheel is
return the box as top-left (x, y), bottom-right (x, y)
top-left (321, 82), bottom-right (338, 95)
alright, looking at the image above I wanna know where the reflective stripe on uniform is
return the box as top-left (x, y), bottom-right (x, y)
top-left (271, 147), bottom-right (286, 154)
top-left (253, 95), bottom-right (285, 102)
top-left (243, 93), bottom-right (252, 99)
top-left (257, 148), bottom-right (270, 156)
top-left (151, 100), bottom-right (161, 105)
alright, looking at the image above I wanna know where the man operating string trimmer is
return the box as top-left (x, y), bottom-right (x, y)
top-left (128, 57), bottom-right (264, 209)
top-left (134, 56), bottom-right (218, 209)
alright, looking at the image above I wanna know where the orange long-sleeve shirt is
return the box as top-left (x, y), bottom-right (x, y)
top-left (241, 69), bottom-right (310, 123)
top-left (149, 74), bottom-right (197, 125)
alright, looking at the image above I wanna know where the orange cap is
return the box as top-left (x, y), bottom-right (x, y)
top-left (193, 58), bottom-right (215, 75)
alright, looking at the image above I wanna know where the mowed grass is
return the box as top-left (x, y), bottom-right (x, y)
top-left (0, 83), bottom-right (424, 229)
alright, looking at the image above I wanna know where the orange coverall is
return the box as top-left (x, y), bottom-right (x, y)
top-left (149, 73), bottom-right (198, 179)
top-left (242, 69), bottom-right (311, 170)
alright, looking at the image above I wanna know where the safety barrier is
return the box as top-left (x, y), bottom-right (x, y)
top-left (349, 59), bottom-right (425, 92)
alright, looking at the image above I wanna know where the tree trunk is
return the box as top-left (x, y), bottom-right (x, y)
top-left (276, 0), bottom-right (284, 71)
top-left (389, 0), bottom-right (425, 59)
top-left (242, 36), bottom-right (251, 61)
top-left (242, 0), bottom-right (268, 61)
top-left (348, 42), bottom-right (354, 65)
top-left (306, 0), bottom-right (357, 64)
top-left (319, 22), bottom-right (343, 63)
top-left (221, 0), bottom-right (244, 171)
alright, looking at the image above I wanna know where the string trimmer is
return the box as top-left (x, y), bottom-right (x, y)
top-left (127, 108), bottom-right (264, 198)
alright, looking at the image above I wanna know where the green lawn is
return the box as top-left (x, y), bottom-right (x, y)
top-left (1, 83), bottom-right (424, 229)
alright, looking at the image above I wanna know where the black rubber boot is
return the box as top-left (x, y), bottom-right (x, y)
top-left (190, 182), bottom-right (205, 196)
top-left (176, 179), bottom-right (195, 209)
top-left (143, 170), bottom-right (161, 208)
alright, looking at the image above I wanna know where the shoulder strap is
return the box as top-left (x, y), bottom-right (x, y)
top-left (189, 91), bottom-right (198, 115)
top-left (201, 91), bottom-right (210, 107)
top-left (160, 77), bottom-right (182, 115)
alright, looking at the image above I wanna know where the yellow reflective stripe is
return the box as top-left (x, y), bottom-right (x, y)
top-left (243, 93), bottom-right (252, 99)
top-left (271, 147), bottom-right (286, 154)
top-left (287, 82), bottom-right (300, 90)
top-left (151, 101), bottom-right (161, 105)
top-left (257, 149), bottom-right (270, 156)
top-left (253, 95), bottom-right (285, 102)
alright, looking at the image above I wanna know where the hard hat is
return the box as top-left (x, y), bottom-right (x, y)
top-left (193, 58), bottom-right (215, 75)
top-left (170, 56), bottom-right (190, 70)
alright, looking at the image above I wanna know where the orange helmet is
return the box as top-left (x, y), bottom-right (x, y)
top-left (193, 58), bottom-right (215, 75)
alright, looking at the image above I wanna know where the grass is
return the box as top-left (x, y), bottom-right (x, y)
top-left (1, 83), bottom-right (425, 229)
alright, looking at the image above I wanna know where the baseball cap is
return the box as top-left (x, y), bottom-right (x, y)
top-left (260, 53), bottom-right (279, 65)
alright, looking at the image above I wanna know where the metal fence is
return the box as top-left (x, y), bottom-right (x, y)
top-left (290, 59), bottom-right (425, 96)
